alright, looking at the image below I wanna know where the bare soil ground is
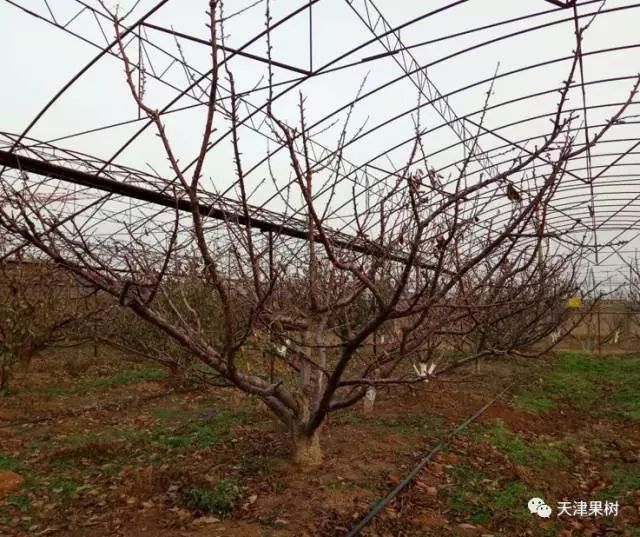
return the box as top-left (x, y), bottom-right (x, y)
top-left (0, 349), bottom-right (639, 537)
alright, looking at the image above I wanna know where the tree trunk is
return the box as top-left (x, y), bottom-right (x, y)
top-left (165, 361), bottom-right (184, 387)
top-left (18, 348), bottom-right (35, 375)
top-left (292, 428), bottom-right (322, 466)
top-left (0, 356), bottom-right (9, 393)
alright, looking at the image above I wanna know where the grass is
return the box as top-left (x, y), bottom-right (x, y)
top-left (48, 476), bottom-right (80, 497)
top-left (378, 413), bottom-right (444, 432)
top-left (1, 406), bottom-right (248, 526)
top-left (447, 465), bottom-right (492, 524)
top-left (3, 349), bottom-right (637, 535)
top-left (484, 420), bottom-right (566, 467)
top-left (50, 437), bottom-right (124, 468)
top-left (0, 451), bottom-right (41, 492)
top-left (335, 411), bottom-right (446, 442)
top-left (152, 409), bottom-right (249, 450)
top-left (61, 432), bottom-right (101, 446)
top-left (489, 481), bottom-right (530, 514)
top-left (513, 393), bottom-right (555, 413)
top-left (0, 452), bottom-right (21, 472)
top-left (604, 463), bottom-right (640, 501)
top-left (513, 352), bottom-right (640, 421)
top-left (179, 479), bottom-right (242, 516)
top-left (6, 493), bottom-right (32, 512)
top-left (447, 465), bottom-right (539, 524)
top-left (47, 408), bottom-right (250, 469)
top-left (45, 367), bottom-right (166, 396)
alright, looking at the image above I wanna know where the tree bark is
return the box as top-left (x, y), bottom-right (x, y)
top-left (292, 428), bottom-right (322, 466)
top-left (0, 356), bottom-right (9, 392)
top-left (18, 348), bottom-right (35, 375)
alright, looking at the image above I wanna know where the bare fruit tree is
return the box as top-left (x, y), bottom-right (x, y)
top-left (0, 3), bottom-right (638, 464)
top-left (449, 245), bottom-right (590, 371)
top-left (0, 248), bottom-right (103, 392)
top-left (617, 256), bottom-right (640, 346)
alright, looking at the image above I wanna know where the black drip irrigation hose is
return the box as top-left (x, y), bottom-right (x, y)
top-left (345, 382), bottom-right (515, 537)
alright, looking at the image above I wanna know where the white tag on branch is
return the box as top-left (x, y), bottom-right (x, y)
top-left (274, 338), bottom-right (290, 357)
top-left (413, 362), bottom-right (436, 382)
top-left (550, 329), bottom-right (562, 343)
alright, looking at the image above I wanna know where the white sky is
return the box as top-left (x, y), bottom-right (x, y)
top-left (1, 0), bottom-right (639, 287)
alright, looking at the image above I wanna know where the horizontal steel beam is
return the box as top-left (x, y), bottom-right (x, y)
top-left (141, 22), bottom-right (312, 76)
top-left (0, 150), bottom-right (445, 272)
top-left (544, 0), bottom-right (577, 7)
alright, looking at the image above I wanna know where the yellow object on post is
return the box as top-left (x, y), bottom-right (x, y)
top-left (567, 295), bottom-right (582, 308)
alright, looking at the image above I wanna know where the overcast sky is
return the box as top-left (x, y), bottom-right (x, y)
top-left (1, 0), bottom-right (639, 286)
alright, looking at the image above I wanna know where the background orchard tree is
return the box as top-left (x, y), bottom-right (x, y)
top-left (616, 256), bottom-right (640, 347)
top-left (450, 246), bottom-right (589, 371)
top-left (0, 249), bottom-right (103, 392)
top-left (0, 2), bottom-right (638, 464)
